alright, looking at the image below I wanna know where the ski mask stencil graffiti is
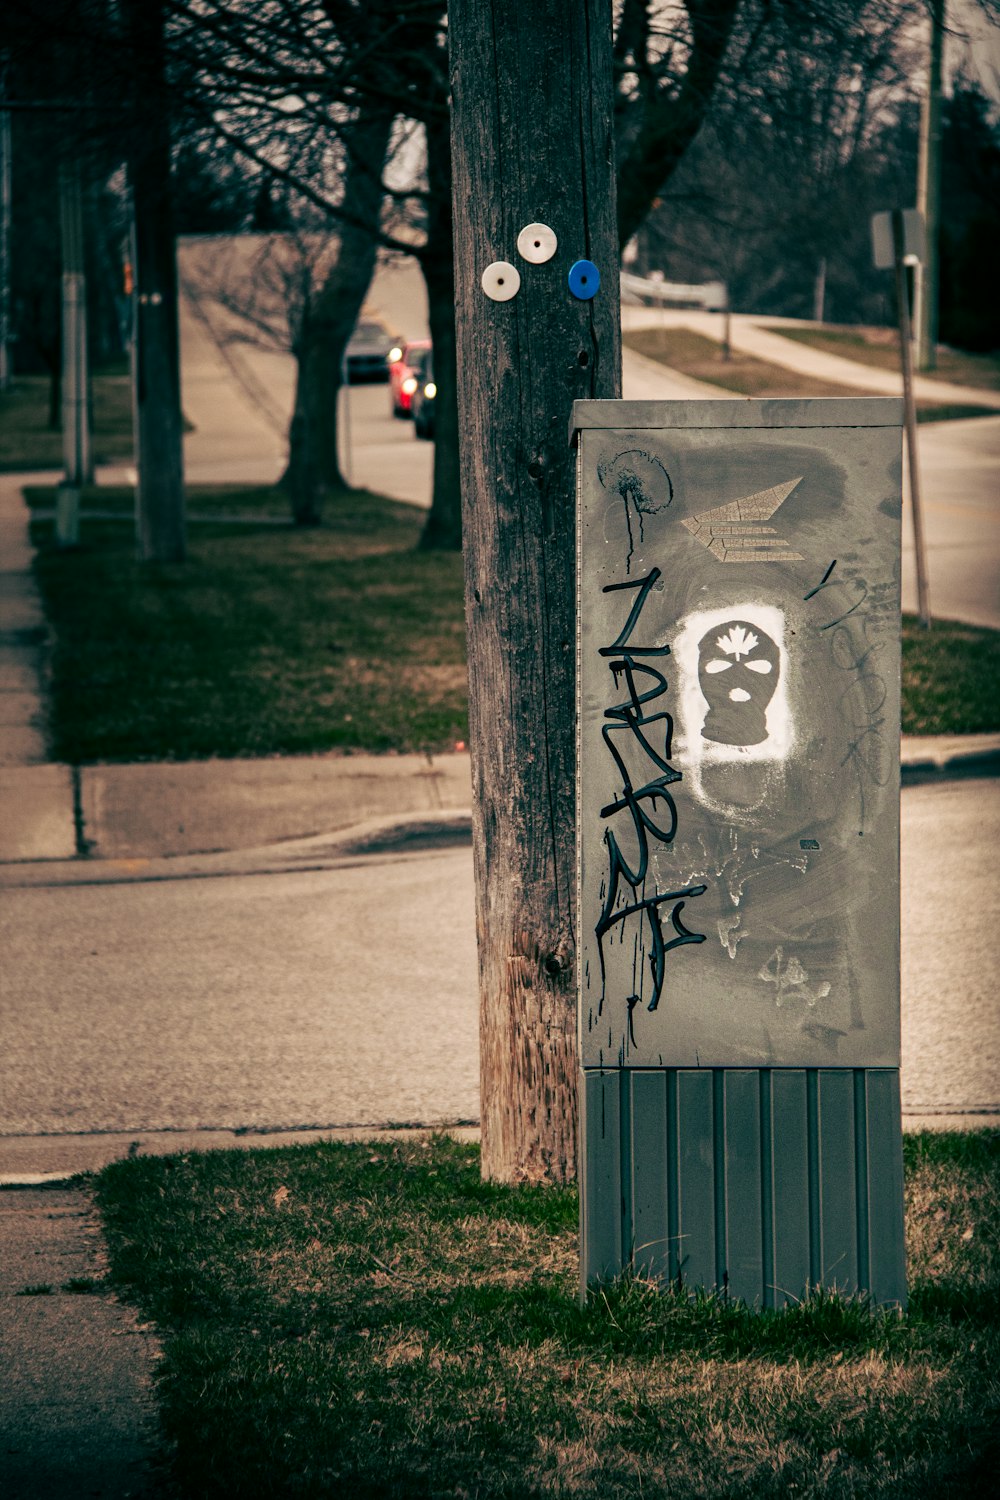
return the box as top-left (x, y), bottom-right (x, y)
top-left (698, 620), bottom-right (780, 747)
top-left (672, 603), bottom-right (791, 800)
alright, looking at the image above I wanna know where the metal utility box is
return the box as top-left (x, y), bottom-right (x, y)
top-left (575, 398), bottom-right (906, 1307)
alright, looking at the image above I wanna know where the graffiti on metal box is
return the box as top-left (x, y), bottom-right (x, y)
top-left (578, 405), bottom-right (902, 1070)
top-left (598, 449), bottom-right (674, 573)
top-left (595, 568), bottom-right (706, 1046)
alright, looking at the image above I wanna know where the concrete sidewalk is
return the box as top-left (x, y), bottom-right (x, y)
top-left (0, 1184), bottom-right (162, 1500)
top-left (0, 750), bottom-right (474, 864)
top-left (620, 304), bottom-right (1000, 411)
top-left (5, 736), bottom-right (1000, 868)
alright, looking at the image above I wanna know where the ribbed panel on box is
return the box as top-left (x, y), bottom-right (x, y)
top-left (580, 1067), bottom-right (906, 1307)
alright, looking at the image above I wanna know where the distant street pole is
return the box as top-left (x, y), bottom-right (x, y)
top-left (125, 0), bottom-right (186, 564)
top-left (0, 54), bottom-right (11, 393)
top-left (57, 159), bottom-right (91, 545)
top-left (339, 349), bottom-right (352, 487)
top-left (813, 256), bottom-right (827, 325)
top-left (914, 0), bottom-right (944, 372)
top-left (892, 209), bottom-right (931, 627)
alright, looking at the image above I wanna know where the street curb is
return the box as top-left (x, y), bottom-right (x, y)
top-left (0, 1123), bottom-right (483, 1185)
top-left (1, 743), bottom-right (997, 872)
top-left (0, 808), bottom-right (474, 887)
top-left (2, 1115), bottom-right (995, 1187)
top-left (900, 743), bottom-right (1000, 785)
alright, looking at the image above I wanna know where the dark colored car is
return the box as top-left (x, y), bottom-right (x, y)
top-left (388, 338), bottom-right (431, 417)
top-left (410, 349), bottom-right (436, 440)
top-left (345, 318), bottom-right (395, 383)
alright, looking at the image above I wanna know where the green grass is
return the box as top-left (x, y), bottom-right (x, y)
top-left (761, 326), bottom-right (1000, 393)
top-left (902, 616), bottom-right (1000, 735)
top-left (29, 485), bottom-right (467, 761)
top-left (23, 483), bottom-right (293, 520)
top-left (0, 373), bottom-right (136, 471)
top-left (624, 328), bottom-right (996, 422)
top-left (27, 486), bottom-right (999, 762)
top-left (95, 1130), bottom-right (1000, 1499)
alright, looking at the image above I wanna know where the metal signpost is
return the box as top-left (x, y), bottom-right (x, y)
top-left (575, 398), bottom-right (907, 1308)
top-left (871, 207), bottom-right (931, 627)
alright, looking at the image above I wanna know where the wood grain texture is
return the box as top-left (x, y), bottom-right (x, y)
top-left (450, 0), bottom-right (622, 1182)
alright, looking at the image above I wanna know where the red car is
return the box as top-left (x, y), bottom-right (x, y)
top-left (388, 338), bottom-right (431, 417)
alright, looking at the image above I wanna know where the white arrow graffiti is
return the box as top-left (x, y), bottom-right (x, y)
top-left (680, 477), bottom-right (804, 563)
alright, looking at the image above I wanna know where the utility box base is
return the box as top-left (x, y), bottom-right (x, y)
top-left (580, 1066), bottom-right (906, 1306)
top-left (575, 400), bottom-right (906, 1307)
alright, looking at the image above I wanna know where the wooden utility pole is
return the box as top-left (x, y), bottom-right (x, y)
top-left (125, 0), bottom-right (185, 563)
top-left (450, 0), bottom-right (621, 1184)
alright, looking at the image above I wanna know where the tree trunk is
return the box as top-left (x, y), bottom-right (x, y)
top-left (125, 0), bottom-right (185, 564)
top-left (285, 322), bottom-right (323, 526)
top-left (284, 107), bottom-right (393, 513)
top-left (418, 110), bottom-right (462, 552)
top-left (450, 0), bottom-right (621, 1184)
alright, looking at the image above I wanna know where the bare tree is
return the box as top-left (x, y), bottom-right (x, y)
top-left (290, 104), bottom-right (394, 521)
top-left (183, 102), bottom-right (394, 526)
top-left (614, 0), bottom-right (742, 246)
top-left (180, 226), bottom-right (333, 519)
top-left (160, 2), bottom-right (765, 561)
top-left (166, 1), bottom-right (462, 545)
top-left (638, 0), bottom-right (926, 322)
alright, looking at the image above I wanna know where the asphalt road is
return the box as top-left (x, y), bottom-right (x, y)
top-left (0, 844), bottom-right (479, 1138)
top-left (908, 416), bottom-right (1000, 630)
top-left (900, 776), bottom-right (1000, 1115)
top-left (1, 779), bottom-right (996, 1148)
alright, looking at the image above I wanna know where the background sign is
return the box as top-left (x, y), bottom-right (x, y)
top-left (576, 399), bottom-right (903, 1071)
top-left (871, 208), bottom-right (925, 269)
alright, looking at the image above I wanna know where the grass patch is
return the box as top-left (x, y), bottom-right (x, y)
top-left (95, 1130), bottom-right (1000, 1498)
top-left (29, 485), bottom-right (467, 761)
top-left (63, 1276), bottom-right (104, 1294)
top-left (23, 483), bottom-right (294, 521)
top-left (760, 326), bottom-right (1000, 393)
top-left (0, 373), bottom-right (135, 471)
top-left (912, 402), bottom-right (1000, 424)
top-left (624, 328), bottom-right (996, 421)
top-left (902, 616), bottom-right (1000, 735)
top-left (28, 488), bottom-right (999, 761)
